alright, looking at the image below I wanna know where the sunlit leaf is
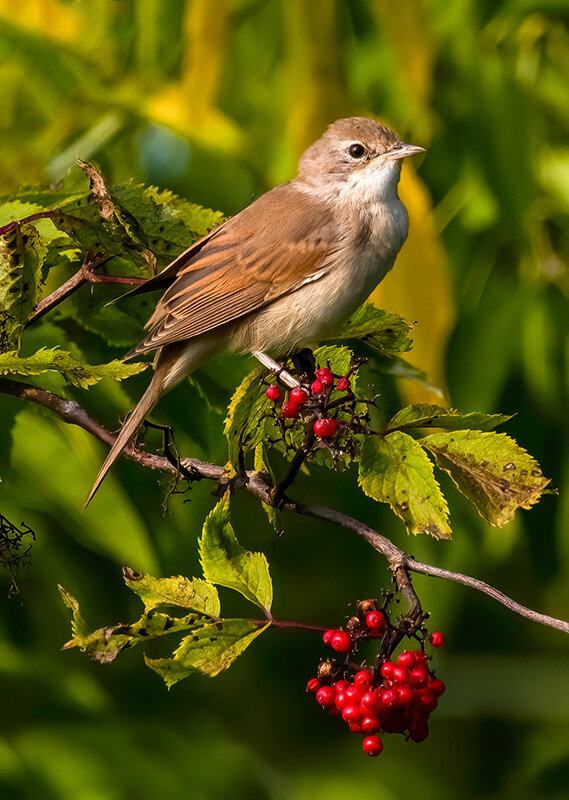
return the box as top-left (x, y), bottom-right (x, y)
top-left (386, 404), bottom-right (512, 433)
top-left (224, 367), bottom-right (272, 470)
top-left (0, 225), bottom-right (47, 349)
top-left (145, 619), bottom-right (269, 687)
top-left (358, 432), bottom-right (452, 539)
top-left (420, 430), bottom-right (551, 526)
top-left (123, 567), bottom-right (220, 617)
top-left (199, 495), bottom-right (273, 613)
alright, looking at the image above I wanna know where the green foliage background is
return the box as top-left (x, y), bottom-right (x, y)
top-left (1, 1), bottom-right (569, 798)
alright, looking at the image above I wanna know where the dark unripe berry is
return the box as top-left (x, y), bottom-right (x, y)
top-left (290, 387), bottom-right (308, 405)
top-left (336, 377), bottom-right (350, 391)
top-left (315, 686), bottom-right (336, 707)
top-left (281, 400), bottom-right (300, 418)
top-left (316, 367), bottom-right (334, 386)
top-left (313, 417), bottom-right (338, 438)
top-left (362, 735), bottom-right (383, 757)
top-left (330, 630), bottom-right (352, 653)
top-left (265, 385), bottom-right (280, 401)
top-left (310, 379), bottom-right (324, 395)
top-left (365, 610), bottom-right (386, 631)
top-left (306, 678), bottom-right (320, 693)
top-left (430, 631), bottom-right (445, 647)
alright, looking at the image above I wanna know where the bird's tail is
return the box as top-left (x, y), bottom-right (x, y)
top-left (85, 373), bottom-right (163, 507)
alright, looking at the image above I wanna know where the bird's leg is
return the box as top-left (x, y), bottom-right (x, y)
top-left (252, 351), bottom-right (300, 388)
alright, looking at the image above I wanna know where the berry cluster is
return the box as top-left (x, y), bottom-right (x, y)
top-left (265, 364), bottom-right (357, 441)
top-left (307, 600), bottom-right (446, 758)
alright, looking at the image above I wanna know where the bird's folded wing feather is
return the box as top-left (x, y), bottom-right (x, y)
top-left (127, 184), bottom-right (337, 357)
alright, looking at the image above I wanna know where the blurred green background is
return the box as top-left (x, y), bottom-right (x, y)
top-left (1, 1), bottom-right (569, 798)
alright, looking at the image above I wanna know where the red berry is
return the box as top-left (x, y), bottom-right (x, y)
top-left (430, 631), bottom-right (445, 647)
top-left (335, 691), bottom-right (347, 710)
top-left (354, 669), bottom-right (373, 688)
top-left (316, 367), bottom-right (334, 386)
top-left (408, 721), bottom-right (429, 742)
top-left (290, 387), bottom-right (308, 405)
top-left (379, 687), bottom-right (396, 709)
top-left (418, 691), bottom-right (438, 713)
top-left (328, 705), bottom-right (341, 716)
top-left (310, 379), bottom-right (324, 395)
top-left (345, 684), bottom-right (363, 703)
top-left (341, 703), bottom-right (361, 724)
top-left (382, 710), bottom-right (408, 733)
top-left (362, 735), bottom-right (383, 757)
top-left (361, 715), bottom-right (381, 735)
top-left (281, 400), bottom-right (300, 418)
top-left (391, 665), bottom-right (409, 685)
top-left (306, 678), bottom-right (320, 693)
top-left (330, 630), bottom-right (352, 653)
top-left (395, 685), bottom-right (414, 706)
top-left (322, 629), bottom-right (334, 646)
top-left (313, 417), bottom-right (338, 438)
top-left (428, 678), bottom-right (446, 697)
top-left (398, 651), bottom-right (416, 670)
top-left (349, 721), bottom-right (362, 733)
top-left (409, 667), bottom-right (429, 689)
top-left (315, 686), bottom-right (336, 707)
top-left (360, 690), bottom-right (381, 715)
top-left (334, 679), bottom-right (350, 692)
top-left (265, 384), bottom-right (280, 401)
top-left (336, 377), bottom-right (350, 391)
top-left (380, 661), bottom-right (396, 680)
top-left (365, 610), bottom-right (386, 631)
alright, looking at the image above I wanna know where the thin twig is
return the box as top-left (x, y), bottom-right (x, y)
top-left (1, 376), bottom-right (568, 635)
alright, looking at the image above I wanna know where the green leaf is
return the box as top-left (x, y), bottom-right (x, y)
top-left (199, 496), bottom-right (273, 613)
top-left (123, 567), bottom-right (220, 617)
top-left (59, 585), bottom-right (202, 664)
top-left (254, 443), bottom-right (282, 534)
top-left (420, 430), bottom-right (551, 526)
top-left (387, 404), bottom-right (512, 433)
top-left (358, 432), bottom-right (452, 539)
top-left (312, 344), bottom-right (353, 377)
top-left (332, 303), bottom-right (413, 357)
top-left (145, 619), bottom-right (269, 687)
top-left (0, 347), bottom-right (148, 388)
top-left (0, 225), bottom-right (47, 349)
top-left (224, 367), bottom-right (272, 470)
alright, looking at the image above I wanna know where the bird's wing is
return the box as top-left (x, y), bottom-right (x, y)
top-left (127, 184), bottom-right (337, 357)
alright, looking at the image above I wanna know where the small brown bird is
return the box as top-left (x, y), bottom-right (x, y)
top-left (88, 117), bottom-right (423, 501)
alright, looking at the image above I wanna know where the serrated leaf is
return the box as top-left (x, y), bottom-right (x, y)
top-left (58, 585), bottom-right (90, 639)
top-left (224, 367), bottom-right (273, 470)
top-left (199, 496), bottom-right (273, 613)
top-left (123, 567), bottom-right (220, 617)
top-left (0, 347), bottom-right (148, 388)
top-left (0, 225), bottom-right (46, 349)
top-left (59, 584), bottom-right (203, 664)
top-left (420, 430), bottom-right (551, 526)
top-left (145, 619), bottom-right (269, 687)
top-left (332, 303), bottom-right (413, 357)
top-left (312, 344), bottom-right (353, 378)
top-left (254, 443), bottom-right (282, 533)
top-left (358, 432), bottom-right (452, 539)
top-left (387, 404), bottom-right (512, 433)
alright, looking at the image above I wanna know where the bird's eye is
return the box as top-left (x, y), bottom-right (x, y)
top-left (348, 143), bottom-right (366, 159)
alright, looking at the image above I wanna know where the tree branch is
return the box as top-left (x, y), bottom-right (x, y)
top-left (1, 376), bottom-right (567, 636)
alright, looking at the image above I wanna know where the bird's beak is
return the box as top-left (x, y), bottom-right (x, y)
top-left (386, 143), bottom-right (425, 161)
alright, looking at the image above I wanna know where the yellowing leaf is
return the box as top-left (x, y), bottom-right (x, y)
top-left (421, 430), bottom-right (551, 526)
top-left (122, 567), bottom-right (220, 618)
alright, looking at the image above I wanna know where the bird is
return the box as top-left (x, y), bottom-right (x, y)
top-left (87, 116), bottom-right (424, 502)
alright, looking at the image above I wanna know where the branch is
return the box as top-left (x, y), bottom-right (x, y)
top-left (1, 376), bottom-right (567, 636)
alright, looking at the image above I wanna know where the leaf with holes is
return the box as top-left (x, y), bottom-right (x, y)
top-left (123, 567), bottom-right (220, 617)
top-left (420, 430), bottom-right (551, 526)
top-left (387, 404), bottom-right (512, 433)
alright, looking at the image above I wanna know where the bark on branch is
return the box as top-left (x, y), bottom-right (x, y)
top-left (1, 376), bottom-right (568, 635)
